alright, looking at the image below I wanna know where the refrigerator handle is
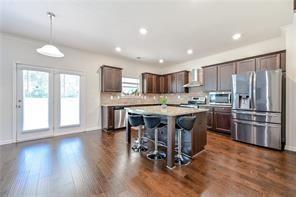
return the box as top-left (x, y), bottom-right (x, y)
top-left (249, 72), bottom-right (254, 109)
top-left (252, 72), bottom-right (256, 110)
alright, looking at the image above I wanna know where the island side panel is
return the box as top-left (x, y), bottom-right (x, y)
top-left (126, 111), bottom-right (131, 144)
top-left (192, 112), bottom-right (207, 156)
top-left (167, 116), bottom-right (176, 169)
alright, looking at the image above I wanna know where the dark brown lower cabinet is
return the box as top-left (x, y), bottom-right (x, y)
top-left (204, 106), bottom-right (231, 134)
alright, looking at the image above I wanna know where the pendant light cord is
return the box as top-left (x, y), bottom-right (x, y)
top-left (47, 12), bottom-right (55, 45)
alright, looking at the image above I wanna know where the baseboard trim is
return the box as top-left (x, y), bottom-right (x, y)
top-left (0, 139), bottom-right (16, 145)
top-left (0, 127), bottom-right (101, 146)
top-left (85, 127), bottom-right (101, 132)
top-left (285, 145), bottom-right (296, 152)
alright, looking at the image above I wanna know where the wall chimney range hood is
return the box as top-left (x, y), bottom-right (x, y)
top-left (183, 68), bottom-right (203, 87)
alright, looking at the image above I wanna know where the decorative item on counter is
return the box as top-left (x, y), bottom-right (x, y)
top-left (160, 97), bottom-right (168, 108)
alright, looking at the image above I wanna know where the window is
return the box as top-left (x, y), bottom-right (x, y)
top-left (60, 74), bottom-right (80, 127)
top-left (122, 77), bottom-right (140, 96)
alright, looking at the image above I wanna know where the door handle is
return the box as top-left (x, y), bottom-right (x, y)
top-left (233, 120), bottom-right (281, 128)
top-left (232, 111), bottom-right (280, 117)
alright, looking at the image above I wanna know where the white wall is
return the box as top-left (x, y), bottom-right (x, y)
top-left (161, 37), bottom-right (285, 74)
top-left (0, 33), bottom-right (159, 144)
top-left (284, 13), bottom-right (296, 151)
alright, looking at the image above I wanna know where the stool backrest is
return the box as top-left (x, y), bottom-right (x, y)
top-left (128, 115), bottom-right (144, 127)
top-left (177, 116), bottom-right (196, 131)
top-left (143, 115), bottom-right (161, 129)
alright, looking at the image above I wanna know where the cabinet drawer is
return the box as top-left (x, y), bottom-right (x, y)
top-left (214, 107), bottom-right (231, 113)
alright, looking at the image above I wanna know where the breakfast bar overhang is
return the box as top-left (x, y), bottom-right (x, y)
top-left (125, 106), bottom-right (208, 169)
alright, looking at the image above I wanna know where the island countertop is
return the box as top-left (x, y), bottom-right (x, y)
top-left (125, 106), bottom-right (208, 117)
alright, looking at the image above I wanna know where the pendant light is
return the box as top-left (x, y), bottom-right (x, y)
top-left (36, 12), bottom-right (64, 58)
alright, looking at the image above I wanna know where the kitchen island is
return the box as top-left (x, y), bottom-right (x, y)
top-left (125, 106), bottom-right (208, 169)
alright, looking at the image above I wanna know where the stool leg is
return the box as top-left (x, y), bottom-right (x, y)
top-left (147, 128), bottom-right (166, 160)
top-left (132, 126), bottom-right (142, 152)
top-left (175, 129), bottom-right (191, 166)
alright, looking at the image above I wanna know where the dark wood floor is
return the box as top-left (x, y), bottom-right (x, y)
top-left (1, 130), bottom-right (296, 197)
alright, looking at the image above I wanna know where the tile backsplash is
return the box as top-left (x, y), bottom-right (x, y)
top-left (101, 86), bottom-right (207, 105)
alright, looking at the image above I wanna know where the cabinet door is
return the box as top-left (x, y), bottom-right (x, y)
top-left (214, 112), bottom-right (231, 134)
top-left (203, 66), bottom-right (217, 92)
top-left (160, 76), bottom-right (164, 93)
top-left (218, 63), bottom-right (236, 91)
top-left (163, 75), bottom-right (168, 93)
top-left (176, 71), bottom-right (189, 93)
top-left (153, 75), bottom-right (160, 93)
top-left (101, 67), bottom-right (122, 92)
top-left (207, 111), bottom-right (214, 130)
top-left (142, 73), bottom-right (153, 93)
top-left (256, 54), bottom-right (280, 71)
top-left (236, 59), bottom-right (256, 74)
top-left (167, 74), bottom-right (177, 93)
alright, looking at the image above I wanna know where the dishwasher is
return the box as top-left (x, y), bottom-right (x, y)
top-left (114, 106), bottom-right (126, 129)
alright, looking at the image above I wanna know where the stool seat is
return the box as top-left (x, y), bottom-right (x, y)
top-left (129, 115), bottom-right (144, 127)
top-left (129, 115), bottom-right (147, 152)
top-left (143, 115), bottom-right (167, 161)
top-left (175, 116), bottom-right (196, 166)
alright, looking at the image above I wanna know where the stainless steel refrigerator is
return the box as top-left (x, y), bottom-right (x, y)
top-left (231, 69), bottom-right (285, 150)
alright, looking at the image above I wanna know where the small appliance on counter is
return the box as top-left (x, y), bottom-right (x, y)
top-left (179, 96), bottom-right (206, 108)
top-left (231, 69), bottom-right (285, 150)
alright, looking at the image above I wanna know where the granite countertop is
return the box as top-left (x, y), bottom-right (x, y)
top-left (101, 103), bottom-right (180, 107)
top-left (199, 104), bottom-right (232, 108)
top-left (101, 103), bottom-right (158, 107)
top-left (125, 106), bottom-right (208, 117)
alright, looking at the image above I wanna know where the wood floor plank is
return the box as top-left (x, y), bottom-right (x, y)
top-left (0, 130), bottom-right (296, 197)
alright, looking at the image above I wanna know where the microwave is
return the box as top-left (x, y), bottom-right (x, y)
top-left (209, 92), bottom-right (232, 105)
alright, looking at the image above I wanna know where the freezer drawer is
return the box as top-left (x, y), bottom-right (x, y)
top-left (232, 119), bottom-right (282, 150)
top-left (232, 110), bottom-right (281, 124)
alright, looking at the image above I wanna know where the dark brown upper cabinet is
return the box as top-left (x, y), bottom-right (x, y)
top-left (176, 71), bottom-right (189, 93)
top-left (101, 65), bottom-right (122, 92)
top-left (167, 73), bottom-right (177, 93)
top-left (236, 58), bottom-right (256, 74)
top-left (203, 66), bottom-right (218, 92)
top-left (141, 71), bottom-right (188, 94)
top-left (218, 62), bottom-right (236, 91)
top-left (256, 53), bottom-right (281, 71)
top-left (142, 73), bottom-right (158, 94)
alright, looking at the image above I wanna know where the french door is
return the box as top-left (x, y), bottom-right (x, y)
top-left (16, 64), bottom-right (83, 141)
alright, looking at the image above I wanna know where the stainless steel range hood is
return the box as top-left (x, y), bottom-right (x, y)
top-left (183, 68), bottom-right (203, 87)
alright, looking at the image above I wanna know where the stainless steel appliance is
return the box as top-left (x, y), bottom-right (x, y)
top-left (209, 92), bottom-right (232, 105)
top-left (183, 69), bottom-right (203, 87)
top-left (231, 69), bottom-right (285, 150)
top-left (179, 96), bottom-right (206, 108)
top-left (114, 106), bottom-right (126, 129)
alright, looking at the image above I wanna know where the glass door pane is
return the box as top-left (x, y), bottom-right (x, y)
top-left (23, 70), bottom-right (49, 131)
top-left (60, 74), bottom-right (80, 127)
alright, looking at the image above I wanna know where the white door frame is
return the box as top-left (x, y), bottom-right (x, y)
top-left (16, 64), bottom-right (54, 141)
top-left (14, 63), bottom-right (86, 142)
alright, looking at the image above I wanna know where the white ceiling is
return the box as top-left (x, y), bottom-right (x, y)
top-left (0, 0), bottom-right (293, 66)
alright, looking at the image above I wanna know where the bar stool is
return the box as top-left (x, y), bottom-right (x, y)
top-left (175, 116), bottom-right (196, 165)
top-left (128, 115), bottom-right (148, 152)
top-left (143, 115), bottom-right (167, 160)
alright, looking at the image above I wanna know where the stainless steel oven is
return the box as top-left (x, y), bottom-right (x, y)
top-left (209, 92), bottom-right (232, 105)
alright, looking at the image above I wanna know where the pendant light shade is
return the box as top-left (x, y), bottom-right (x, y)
top-left (37, 12), bottom-right (64, 58)
top-left (37, 44), bottom-right (64, 57)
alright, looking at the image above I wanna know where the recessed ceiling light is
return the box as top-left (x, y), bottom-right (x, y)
top-left (232, 33), bottom-right (241, 40)
top-left (115, 47), bottom-right (121, 52)
top-left (139, 28), bottom-right (148, 35)
top-left (187, 49), bottom-right (193, 55)
top-left (159, 59), bottom-right (164, 64)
